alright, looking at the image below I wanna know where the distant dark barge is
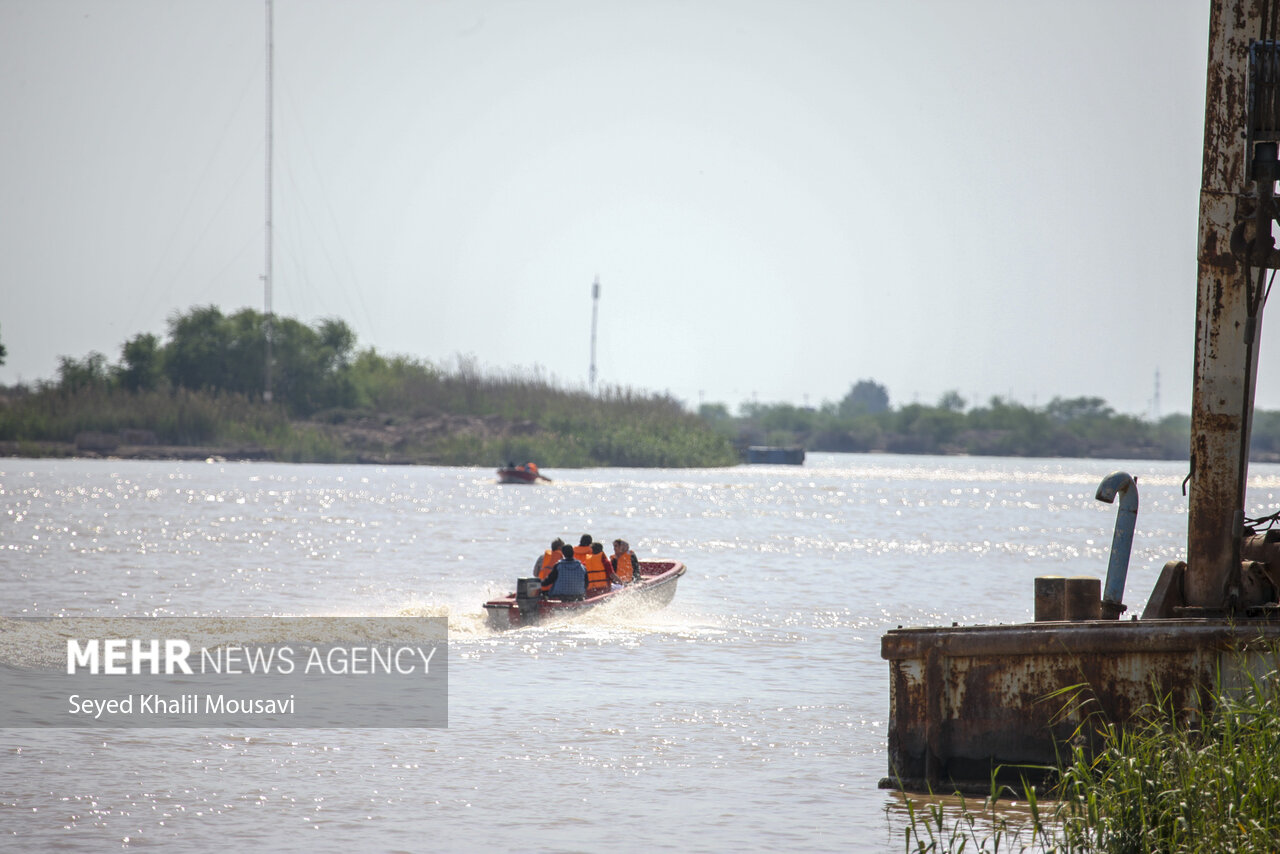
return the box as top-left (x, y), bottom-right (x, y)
top-left (745, 446), bottom-right (805, 465)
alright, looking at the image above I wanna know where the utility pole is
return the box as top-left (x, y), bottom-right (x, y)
top-left (1152, 369), bottom-right (1161, 422)
top-left (589, 276), bottom-right (600, 394)
top-left (262, 0), bottom-right (275, 403)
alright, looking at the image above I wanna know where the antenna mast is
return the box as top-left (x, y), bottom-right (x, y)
top-left (262, 0), bottom-right (275, 402)
top-left (589, 276), bottom-right (600, 393)
top-left (1152, 368), bottom-right (1161, 422)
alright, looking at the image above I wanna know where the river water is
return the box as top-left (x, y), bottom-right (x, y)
top-left (3, 453), bottom-right (1278, 852)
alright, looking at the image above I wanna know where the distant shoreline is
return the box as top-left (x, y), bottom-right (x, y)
top-left (0, 438), bottom-right (426, 467)
top-left (1, 437), bottom-right (1232, 467)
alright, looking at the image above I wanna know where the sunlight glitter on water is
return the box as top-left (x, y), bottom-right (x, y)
top-left (2, 454), bottom-right (1275, 851)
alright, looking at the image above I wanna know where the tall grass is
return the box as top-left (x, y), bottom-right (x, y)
top-left (0, 360), bottom-right (738, 467)
top-left (898, 655), bottom-right (1280, 853)
top-left (1052, 661), bottom-right (1280, 853)
top-left (0, 386), bottom-right (291, 445)
top-left (894, 778), bottom-right (1051, 853)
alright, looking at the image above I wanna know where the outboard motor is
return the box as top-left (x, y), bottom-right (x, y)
top-left (515, 577), bottom-right (542, 622)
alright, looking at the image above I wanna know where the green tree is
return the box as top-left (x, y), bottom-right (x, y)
top-left (894, 403), bottom-right (964, 450)
top-left (117, 333), bottom-right (163, 392)
top-left (57, 351), bottom-right (111, 392)
top-left (271, 316), bottom-right (357, 413)
top-left (839, 379), bottom-right (889, 416)
top-left (843, 415), bottom-right (885, 451)
top-left (698, 402), bottom-right (731, 422)
top-left (698, 402), bottom-right (735, 438)
top-left (162, 305), bottom-right (272, 397)
top-left (164, 305), bottom-right (235, 393)
top-left (1045, 396), bottom-right (1113, 423)
top-left (1250, 410), bottom-right (1280, 457)
top-left (0, 323), bottom-right (7, 366)
top-left (966, 396), bottom-right (1049, 455)
top-left (938, 390), bottom-right (966, 412)
top-left (160, 306), bottom-right (357, 413)
top-left (222, 308), bottom-right (269, 395)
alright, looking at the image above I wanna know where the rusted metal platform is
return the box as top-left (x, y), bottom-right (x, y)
top-left (880, 0), bottom-right (1280, 797)
top-left (881, 619), bottom-right (1280, 793)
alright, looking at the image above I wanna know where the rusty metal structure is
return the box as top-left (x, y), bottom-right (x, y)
top-left (882, 621), bottom-right (1280, 792)
top-left (1187, 0), bottom-right (1280, 612)
top-left (882, 0), bottom-right (1280, 793)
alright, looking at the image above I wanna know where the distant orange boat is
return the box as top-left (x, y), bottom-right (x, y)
top-left (496, 463), bottom-right (551, 484)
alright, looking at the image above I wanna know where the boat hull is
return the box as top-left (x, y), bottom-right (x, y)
top-left (496, 468), bottom-right (539, 484)
top-left (745, 445), bottom-right (805, 465)
top-left (483, 560), bottom-right (686, 629)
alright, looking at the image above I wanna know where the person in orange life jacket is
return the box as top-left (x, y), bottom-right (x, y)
top-left (572, 533), bottom-right (593, 564)
top-left (535, 537), bottom-right (565, 580)
top-left (583, 541), bottom-right (621, 594)
top-left (541, 544), bottom-right (587, 600)
top-left (611, 539), bottom-right (639, 584)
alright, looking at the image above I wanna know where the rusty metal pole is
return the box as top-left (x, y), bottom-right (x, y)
top-left (1187, 0), bottom-right (1266, 609)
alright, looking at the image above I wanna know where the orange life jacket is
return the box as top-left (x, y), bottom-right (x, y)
top-left (613, 551), bottom-right (637, 583)
top-left (584, 552), bottom-right (611, 593)
top-left (539, 550), bottom-right (560, 581)
top-left (573, 545), bottom-right (592, 563)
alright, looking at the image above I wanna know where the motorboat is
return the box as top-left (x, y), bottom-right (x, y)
top-left (483, 560), bottom-right (686, 629)
top-left (496, 463), bottom-right (550, 484)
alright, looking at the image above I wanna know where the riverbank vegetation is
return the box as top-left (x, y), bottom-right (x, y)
top-left (0, 306), bottom-right (737, 467)
top-left (706, 379), bottom-right (1280, 461)
top-left (900, 661), bottom-right (1280, 852)
top-left (11, 307), bottom-right (1280, 466)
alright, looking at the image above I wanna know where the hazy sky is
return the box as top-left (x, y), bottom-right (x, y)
top-left (1, 1), bottom-right (1225, 416)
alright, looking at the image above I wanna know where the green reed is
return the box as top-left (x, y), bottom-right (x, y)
top-left (898, 660), bottom-right (1280, 853)
top-left (0, 364), bottom-right (738, 467)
